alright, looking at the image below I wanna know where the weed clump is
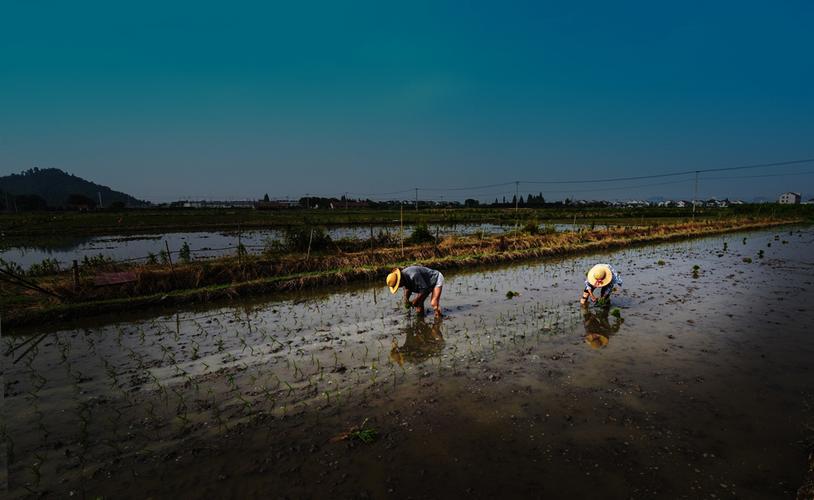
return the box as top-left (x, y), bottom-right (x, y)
top-left (505, 290), bottom-right (520, 299)
top-left (405, 223), bottom-right (435, 245)
top-left (179, 242), bottom-right (191, 263)
top-left (331, 418), bottom-right (378, 444)
top-left (282, 226), bottom-right (332, 252)
top-left (26, 258), bottom-right (61, 276)
top-left (522, 220), bottom-right (541, 235)
top-left (742, 257), bottom-right (752, 263)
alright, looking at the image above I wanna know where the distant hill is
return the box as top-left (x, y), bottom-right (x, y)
top-left (0, 168), bottom-right (149, 209)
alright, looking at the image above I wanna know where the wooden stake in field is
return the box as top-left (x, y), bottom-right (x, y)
top-left (400, 203), bottom-right (404, 257)
top-left (237, 226), bottom-right (242, 266)
top-left (306, 228), bottom-right (314, 260)
top-left (72, 260), bottom-right (80, 291)
top-left (165, 240), bottom-right (176, 284)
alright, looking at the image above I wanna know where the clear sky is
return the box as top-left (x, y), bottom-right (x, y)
top-left (2, 1), bottom-right (813, 202)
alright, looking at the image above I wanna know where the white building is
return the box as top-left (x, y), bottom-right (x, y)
top-left (778, 192), bottom-right (801, 204)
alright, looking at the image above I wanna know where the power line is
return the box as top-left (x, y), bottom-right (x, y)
top-left (518, 158), bottom-right (814, 185)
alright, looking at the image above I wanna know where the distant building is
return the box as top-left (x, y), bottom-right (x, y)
top-left (255, 199), bottom-right (299, 210)
top-left (778, 192), bottom-right (801, 204)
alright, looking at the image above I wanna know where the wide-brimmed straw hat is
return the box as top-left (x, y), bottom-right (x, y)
top-left (586, 264), bottom-right (613, 288)
top-left (386, 268), bottom-right (401, 294)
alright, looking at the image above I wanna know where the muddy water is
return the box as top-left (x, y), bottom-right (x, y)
top-left (3, 227), bottom-right (813, 498)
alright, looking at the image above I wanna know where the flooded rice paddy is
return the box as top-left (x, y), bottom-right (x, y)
top-left (0, 223), bottom-right (604, 270)
top-left (3, 226), bottom-right (813, 498)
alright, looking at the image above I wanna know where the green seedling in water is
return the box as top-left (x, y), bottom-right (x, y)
top-left (742, 257), bottom-right (752, 263)
top-left (610, 308), bottom-right (622, 319)
top-left (506, 291), bottom-right (519, 299)
top-left (692, 265), bottom-right (700, 271)
top-left (657, 260), bottom-right (665, 266)
top-left (758, 250), bottom-right (764, 259)
top-left (331, 418), bottom-right (378, 444)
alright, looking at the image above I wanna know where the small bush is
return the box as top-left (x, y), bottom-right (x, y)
top-left (405, 223), bottom-right (435, 245)
top-left (27, 258), bottom-right (61, 276)
top-left (179, 242), bottom-right (191, 263)
top-left (283, 226), bottom-right (332, 252)
top-left (522, 220), bottom-right (541, 235)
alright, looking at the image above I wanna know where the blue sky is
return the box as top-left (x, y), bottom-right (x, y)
top-left (1, 1), bottom-right (813, 202)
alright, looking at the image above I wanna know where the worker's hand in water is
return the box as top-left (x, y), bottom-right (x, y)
top-left (404, 300), bottom-right (413, 310)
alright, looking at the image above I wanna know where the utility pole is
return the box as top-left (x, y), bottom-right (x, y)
top-left (344, 192), bottom-right (348, 210)
top-left (415, 188), bottom-right (418, 211)
top-left (98, 191), bottom-right (103, 209)
top-left (515, 181), bottom-right (519, 231)
top-left (692, 171), bottom-right (699, 220)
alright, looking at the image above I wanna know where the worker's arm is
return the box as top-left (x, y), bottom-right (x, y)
top-left (580, 286), bottom-right (596, 305)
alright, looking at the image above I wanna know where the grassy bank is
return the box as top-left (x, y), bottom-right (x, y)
top-left (2, 204), bottom-right (811, 238)
top-left (1, 216), bottom-right (802, 329)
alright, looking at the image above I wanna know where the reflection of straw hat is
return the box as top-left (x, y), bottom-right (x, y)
top-left (386, 269), bottom-right (401, 294)
top-left (585, 333), bottom-right (609, 349)
top-left (587, 264), bottom-right (613, 288)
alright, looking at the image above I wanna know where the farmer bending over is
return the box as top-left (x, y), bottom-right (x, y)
top-left (386, 265), bottom-right (444, 317)
top-left (580, 263), bottom-right (622, 307)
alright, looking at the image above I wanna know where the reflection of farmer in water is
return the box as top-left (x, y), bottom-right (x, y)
top-left (582, 307), bottom-right (623, 349)
top-left (390, 316), bottom-right (444, 365)
top-left (386, 265), bottom-right (444, 317)
top-left (580, 263), bottom-right (622, 307)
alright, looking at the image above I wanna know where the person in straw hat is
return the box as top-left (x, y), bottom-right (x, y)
top-left (580, 263), bottom-right (622, 307)
top-left (386, 265), bottom-right (444, 317)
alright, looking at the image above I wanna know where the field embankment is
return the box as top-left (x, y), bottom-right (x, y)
top-left (0, 217), bottom-right (803, 328)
